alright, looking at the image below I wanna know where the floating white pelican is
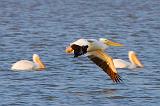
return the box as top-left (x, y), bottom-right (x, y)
top-left (11, 54), bottom-right (46, 71)
top-left (66, 38), bottom-right (123, 83)
top-left (113, 51), bottom-right (144, 69)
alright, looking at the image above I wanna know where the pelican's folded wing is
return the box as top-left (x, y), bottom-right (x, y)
top-left (87, 50), bottom-right (122, 83)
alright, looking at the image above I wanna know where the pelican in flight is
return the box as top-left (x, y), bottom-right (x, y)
top-left (66, 38), bottom-right (123, 56)
top-left (11, 54), bottom-right (46, 71)
top-left (113, 51), bottom-right (144, 69)
top-left (66, 38), bottom-right (123, 83)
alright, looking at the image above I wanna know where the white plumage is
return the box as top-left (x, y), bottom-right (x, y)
top-left (11, 54), bottom-right (45, 71)
top-left (113, 51), bottom-right (144, 69)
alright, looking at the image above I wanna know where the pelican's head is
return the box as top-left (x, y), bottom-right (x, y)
top-left (99, 38), bottom-right (124, 47)
top-left (33, 54), bottom-right (46, 69)
top-left (128, 51), bottom-right (144, 68)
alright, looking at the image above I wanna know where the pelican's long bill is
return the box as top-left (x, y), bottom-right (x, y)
top-left (33, 54), bottom-right (46, 70)
top-left (106, 40), bottom-right (124, 46)
top-left (99, 38), bottom-right (124, 47)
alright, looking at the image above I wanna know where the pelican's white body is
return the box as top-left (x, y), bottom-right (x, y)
top-left (113, 59), bottom-right (136, 69)
top-left (11, 60), bottom-right (38, 70)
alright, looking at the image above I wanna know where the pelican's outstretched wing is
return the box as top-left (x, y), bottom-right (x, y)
top-left (87, 50), bottom-right (122, 83)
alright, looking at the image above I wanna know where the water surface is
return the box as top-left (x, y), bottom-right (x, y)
top-left (0, 0), bottom-right (160, 106)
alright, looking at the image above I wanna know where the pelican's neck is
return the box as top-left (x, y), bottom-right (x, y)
top-left (33, 54), bottom-right (45, 69)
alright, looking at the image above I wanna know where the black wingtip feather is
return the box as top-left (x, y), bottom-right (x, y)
top-left (113, 74), bottom-right (122, 83)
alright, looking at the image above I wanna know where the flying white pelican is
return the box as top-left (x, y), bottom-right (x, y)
top-left (65, 38), bottom-right (123, 83)
top-left (66, 38), bottom-right (123, 57)
top-left (113, 51), bottom-right (144, 69)
top-left (11, 54), bottom-right (46, 71)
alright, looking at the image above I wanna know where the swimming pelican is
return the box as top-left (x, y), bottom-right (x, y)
top-left (65, 38), bottom-right (123, 57)
top-left (65, 38), bottom-right (123, 83)
top-left (113, 51), bottom-right (144, 69)
top-left (11, 54), bottom-right (46, 71)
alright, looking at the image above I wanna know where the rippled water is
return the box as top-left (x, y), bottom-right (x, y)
top-left (0, 0), bottom-right (160, 105)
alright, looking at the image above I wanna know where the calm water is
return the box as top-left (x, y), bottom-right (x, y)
top-left (0, 0), bottom-right (160, 106)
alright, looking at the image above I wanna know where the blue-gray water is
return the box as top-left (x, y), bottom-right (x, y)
top-left (0, 0), bottom-right (160, 106)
